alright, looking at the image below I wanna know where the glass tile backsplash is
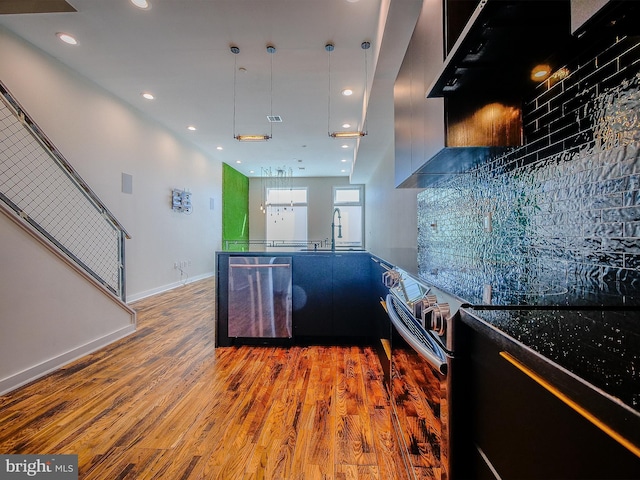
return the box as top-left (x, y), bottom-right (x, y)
top-left (417, 35), bottom-right (640, 410)
top-left (418, 36), bottom-right (640, 307)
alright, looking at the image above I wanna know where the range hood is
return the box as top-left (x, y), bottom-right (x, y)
top-left (394, 0), bottom-right (525, 188)
top-left (394, 0), bottom-right (639, 188)
top-left (428, 0), bottom-right (572, 98)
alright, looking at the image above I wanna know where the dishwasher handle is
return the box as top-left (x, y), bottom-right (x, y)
top-left (386, 294), bottom-right (448, 375)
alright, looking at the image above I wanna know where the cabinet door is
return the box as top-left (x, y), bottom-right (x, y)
top-left (291, 255), bottom-right (333, 337)
top-left (466, 326), bottom-right (640, 479)
top-left (332, 254), bottom-right (373, 337)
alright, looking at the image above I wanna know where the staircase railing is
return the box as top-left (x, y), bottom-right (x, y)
top-left (0, 81), bottom-right (130, 301)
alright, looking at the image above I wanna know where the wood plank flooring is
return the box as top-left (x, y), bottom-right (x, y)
top-left (0, 278), bottom-right (409, 479)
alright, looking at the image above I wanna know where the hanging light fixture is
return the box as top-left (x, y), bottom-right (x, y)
top-left (260, 166), bottom-right (293, 222)
top-left (231, 44), bottom-right (277, 142)
top-left (327, 41), bottom-right (370, 139)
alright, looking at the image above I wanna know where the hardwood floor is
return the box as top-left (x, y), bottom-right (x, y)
top-left (0, 278), bottom-right (409, 479)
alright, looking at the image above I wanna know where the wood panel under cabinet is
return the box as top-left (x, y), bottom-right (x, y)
top-left (446, 96), bottom-right (522, 147)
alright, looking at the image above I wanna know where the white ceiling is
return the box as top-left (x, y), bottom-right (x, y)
top-left (0, 0), bottom-right (421, 181)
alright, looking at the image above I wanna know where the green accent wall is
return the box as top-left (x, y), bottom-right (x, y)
top-left (222, 163), bottom-right (249, 251)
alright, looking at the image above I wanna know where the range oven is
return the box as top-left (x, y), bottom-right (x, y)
top-left (382, 267), bottom-right (463, 480)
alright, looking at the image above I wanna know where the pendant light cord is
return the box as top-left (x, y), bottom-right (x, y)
top-left (326, 42), bottom-right (334, 136)
top-left (231, 45), bottom-right (239, 138)
top-left (362, 41), bottom-right (370, 135)
top-left (233, 54), bottom-right (237, 138)
top-left (269, 45), bottom-right (274, 138)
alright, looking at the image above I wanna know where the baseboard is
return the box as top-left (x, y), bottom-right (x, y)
top-left (126, 272), bottom-right (214, 303)
top-left (0, 324), bottom-right (136, 396)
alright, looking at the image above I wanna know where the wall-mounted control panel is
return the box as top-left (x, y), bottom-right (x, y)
top-left (172, 188), bottom-right (192, 214)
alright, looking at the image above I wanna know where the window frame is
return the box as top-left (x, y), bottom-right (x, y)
top-left (332, 185), bottom-right (364, 249)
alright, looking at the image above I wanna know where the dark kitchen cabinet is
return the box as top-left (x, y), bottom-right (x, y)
top-left (291, 254), bottom-right (333, 337)
top-left (332, 254), bottom-right (373, 337)
top-left (458, 312), bottom-right (640, 479)
top-left (293, 253), bottom-right (374, 339)
top-left (394, 0), bottom-right (523, 189)
top-left (218, 251), bottom-right (384, 344)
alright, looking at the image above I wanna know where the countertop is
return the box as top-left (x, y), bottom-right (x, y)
top-left (417, 266), bottom-right (640, 417)
top-left (460, 307), bottom-right (640, 457)
top-left (459, 305), bottom-right (639, 413)
top-left (218, 248), bottom-right (367, 254)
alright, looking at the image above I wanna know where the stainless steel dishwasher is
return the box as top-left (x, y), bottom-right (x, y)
top-left (383, 267), bottom-right (463, 480)
top-left (228, 256), bottom-right (292, 338)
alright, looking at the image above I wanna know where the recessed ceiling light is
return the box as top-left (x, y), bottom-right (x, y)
top-left (341, 159), bottom-right (347, 163)
top-left (187, 126), bottom-right (197, 131)
top-left (56, 32), bottom-right (78, 45)
top-left (341, 169), bottom-right (347, 173)
top-left (342, 89), bottom-right (353, 96)
top-left (342, 123), bottom-right (351, 129)
top-left (141, 92), bottom-right (154, 100)
top-left (130, 0), bottom-right (150, 9)
top-left (236, 160), bottom-right (241, 164)
top-left (216, 146), bottom-right (223, 151)
top-left (341, 144), bottom-right (349, 149)
top-left (531, 64), bottom-right (551, 81)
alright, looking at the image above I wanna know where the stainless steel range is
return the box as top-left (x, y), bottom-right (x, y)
top-left (382, 267), bottom-right (463, 480)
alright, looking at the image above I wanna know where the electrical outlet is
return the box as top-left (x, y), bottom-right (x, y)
top-left (484, 212), bottom-right (493, 233)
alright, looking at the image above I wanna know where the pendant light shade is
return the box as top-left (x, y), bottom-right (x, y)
top-left (327, 40), bottom-right (370, 139)
top-left (329, 131), bottom-right (366, 138)
top-left (231, 44), bottom-right (277, 142)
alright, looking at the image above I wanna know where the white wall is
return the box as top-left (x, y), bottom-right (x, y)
top-left (247, 162), bottom-right (420, 273)
top-left (0, 211), bottom-right (136, 394)
top-left (364, 141), bottom-right (421, 274)
top-left (249, 176), bottom-right (352, 248)
top-left (0, 27), bottom-right (223, 300)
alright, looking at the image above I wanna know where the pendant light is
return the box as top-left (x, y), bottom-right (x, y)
top-left (327, 41), bottom-right (370, 139)
top-left (231, 44), bottom-right (277, 142)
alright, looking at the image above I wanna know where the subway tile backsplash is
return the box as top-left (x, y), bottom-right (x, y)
top-left (417, 33), bottom-right (640, 410)
top-left (418, 35), bottom-right (640, 307)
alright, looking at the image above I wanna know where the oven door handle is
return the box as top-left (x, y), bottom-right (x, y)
top-left (386, 294), bottom-right (448, 375)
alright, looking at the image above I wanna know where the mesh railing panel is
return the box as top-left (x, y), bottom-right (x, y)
top-left (0, 88), bottom-right (125, 298)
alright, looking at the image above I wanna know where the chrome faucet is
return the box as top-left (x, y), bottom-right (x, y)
top-left (331, 207), bottom-right (342, 251)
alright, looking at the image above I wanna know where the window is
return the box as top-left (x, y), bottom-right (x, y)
top-left (333, 185), bottom-right (364, 248)
top-left (265, 187), bottom-right (308, 248)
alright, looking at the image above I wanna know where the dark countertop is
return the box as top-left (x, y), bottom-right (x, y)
top-left (460, 307), bottom-right (640, 457)
top-left (417, 266), bottom-right (640, 416)
top-left (459, 306), bottom-right (639, 413)
top-left (413, 262), bottom-right (640, 455)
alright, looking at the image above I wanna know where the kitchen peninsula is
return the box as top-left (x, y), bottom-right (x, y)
top-left (215, 250), bottom-right (390, 348)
